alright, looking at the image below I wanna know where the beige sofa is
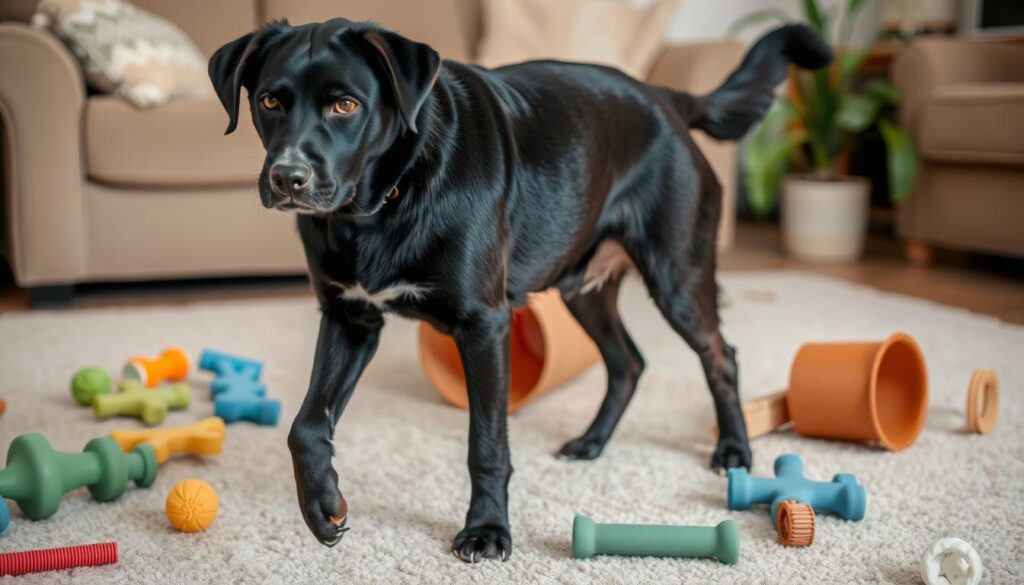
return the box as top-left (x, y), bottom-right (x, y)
top-left (892, 39), bottom-right (1024, 261)
top-left (0, 0), bottom-right (743, 305)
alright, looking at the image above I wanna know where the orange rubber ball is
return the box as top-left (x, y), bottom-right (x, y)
top-left (166, 479), bottom-right (219, 533)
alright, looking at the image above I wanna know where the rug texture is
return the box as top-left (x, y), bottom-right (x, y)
top-left (0, 272), bottom-right (1020, 584)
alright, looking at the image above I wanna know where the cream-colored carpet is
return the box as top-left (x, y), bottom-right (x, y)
top-left (0, 272), bottom-right (1020, 584)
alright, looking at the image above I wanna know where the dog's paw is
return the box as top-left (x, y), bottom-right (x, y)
top-left (451, 524), bottom-right (512, 563)
top-left (711, 437), bottom-right (752, 474)
top-left (557, 437), bottom-right (605, 461)
top-left (294, 467), bottom-right (350, 546)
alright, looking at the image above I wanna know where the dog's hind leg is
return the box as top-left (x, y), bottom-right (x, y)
top-left (624, 176), bottom-right (751, 472)
top-left (558, 266), bottom-right (645, 460)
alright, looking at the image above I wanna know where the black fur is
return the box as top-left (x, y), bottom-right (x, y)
top-left (210, 20), bottom-right (831, 562)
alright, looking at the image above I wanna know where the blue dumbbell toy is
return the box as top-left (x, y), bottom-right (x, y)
top-left (214, 392), bottom-right (281, 425)
top-left (199, 349), bottom-right (264, 396)
top-left (728, 454), bottom-right (865, 546)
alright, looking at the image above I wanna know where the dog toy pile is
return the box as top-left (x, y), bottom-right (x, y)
top-left (0, 542), bottom-right (118, 577)
top-left (200, 349), bottom-right (281, 426)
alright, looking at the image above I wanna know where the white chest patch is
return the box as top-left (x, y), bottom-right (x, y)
top-left (324, 279), bottom-right (431, 309)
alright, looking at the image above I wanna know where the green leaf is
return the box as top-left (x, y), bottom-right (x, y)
top-left (838, 45), bottom-right (872, 86)
top-left (837, 93), bottom-right (881, 133)
top-left (743, 104), bottom-right (807, 216)
top-left (727, 8), bottom-right (794, 37)
top-left (863, 79), bottom-right (902, 104)
top-left (800, 0), bottom-right (828, 40)
top-left (878, 118), bottom-right (918, 203)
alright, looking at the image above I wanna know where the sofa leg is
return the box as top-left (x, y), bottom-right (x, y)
top-left (28, 285), bottom-right (74, 308)
top-left (904, 240), bottom-right (934, 266)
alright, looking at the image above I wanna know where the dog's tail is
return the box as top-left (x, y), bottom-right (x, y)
top-left (680, 24), bottom-right (832, 140)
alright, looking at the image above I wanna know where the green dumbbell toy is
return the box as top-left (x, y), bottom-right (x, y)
top-left (573, 514), bottom-right (740, 564)
top-left (70, 367), bottom-right (113, 406)
top-left (92, 380), bottom-right (190, 425)
top-left (0, 433), bottom-right (158, 535)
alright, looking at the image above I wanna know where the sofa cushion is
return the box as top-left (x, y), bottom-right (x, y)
top-left (261, 0), bottom-right (472, 61)
top-left (85, 96), bottom-right (264, 188)
top-left (918, 82), bottom-right (1024, 166)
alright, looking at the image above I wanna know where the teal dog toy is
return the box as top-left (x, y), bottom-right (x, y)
top-left (0, 433), bottom-right (157, 535)
top-left (200, 349), bottom-right (279, 425)
top-left (199, 349), bottom-right (264, 396)
top-left (728, 454), bottom-right (865, 535)
top-left (573, 515), bottom-right (740, 564)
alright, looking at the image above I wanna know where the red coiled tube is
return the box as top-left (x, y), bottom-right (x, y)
top-left (0, 542), bottom-right (117, 576)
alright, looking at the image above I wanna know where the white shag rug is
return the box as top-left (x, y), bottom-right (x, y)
top-left (0, 272), bottom-right (1021, 585)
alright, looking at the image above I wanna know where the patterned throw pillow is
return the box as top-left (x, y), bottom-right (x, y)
top-left (31, 0), bottom-right (211, 108)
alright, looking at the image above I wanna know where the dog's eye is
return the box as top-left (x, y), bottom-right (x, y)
top-left (334, 97), bottom-right (360, 115)
top-left (261, 94), bottom-right (280, 110)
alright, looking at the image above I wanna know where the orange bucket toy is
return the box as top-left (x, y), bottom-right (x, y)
top-left (720, 333), bottom-right (929, 451)
top-left (419, 289), bottom-right (600, 412)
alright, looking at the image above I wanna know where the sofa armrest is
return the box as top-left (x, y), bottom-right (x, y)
top-left (645, 40), bottom-right (746, 94)
top-left (0, 23), bottom-right (88, 286)
top-left (893, 40), bottom-right (1024, 134)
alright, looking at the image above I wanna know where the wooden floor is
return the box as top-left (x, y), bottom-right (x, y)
top-left (2, 222), bottom-right (1023, 323)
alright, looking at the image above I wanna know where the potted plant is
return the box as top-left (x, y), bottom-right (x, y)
top-left (735, 0), bottom-right (918, 262)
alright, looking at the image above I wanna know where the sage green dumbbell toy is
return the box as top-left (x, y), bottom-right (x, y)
top-left (0, 433), bottom-right (158, 535)
top-left (92, 380), bottom-right (190, 426)
top-left (572, 515), bottom-right (740, 564)
top-left (70, 367), bottom-right (113, 406)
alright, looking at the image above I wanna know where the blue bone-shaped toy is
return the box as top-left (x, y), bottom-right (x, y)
top-left (200, 349), bottom-right (280, 426)
top-left (199, 350), bottom-right (265, 396)
top-left (728, 454), bottom-right (866, 526)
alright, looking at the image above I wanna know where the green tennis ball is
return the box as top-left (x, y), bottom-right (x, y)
top-left (71, 367), bottom-right (112, 406)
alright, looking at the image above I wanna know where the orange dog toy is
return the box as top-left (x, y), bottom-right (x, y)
top-left (123, 347), bottom-right (190, 388)
top-left (109, 417), bottom-right (225, 464)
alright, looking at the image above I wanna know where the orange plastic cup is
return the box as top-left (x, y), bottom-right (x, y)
top-left (419, 289), bottom-right (600, 412)
top-left (787, 332), bottom-right (928, 451)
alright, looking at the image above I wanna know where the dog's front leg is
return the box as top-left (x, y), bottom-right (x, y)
top-left (288, 311), bottom-right (381, 546)
top-left (451, 308), bottom-right (513, 562)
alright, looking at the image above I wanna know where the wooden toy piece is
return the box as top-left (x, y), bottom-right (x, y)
top-left (728, 454), bottom-right (865, 530)
top-left (123, 347), bottom-right (190, 388)
top-left (70, 367), bottom-right (113, 406)
top-left (713, 390), bottom-right (790, 440)
top-left (166, 479), bottom-right (219, 532)
top-left (214, 391), bottom-right (280, 426)
top-left (110, 417), bottom-right (226, 464)
top-left (199, 349), bottom-right (264, 396)
top-left (572, 515), bottom-right (740, 564)
top-left (0, 542), bottom-right (118, 576)
top-left (92, 380), bottom-right (191, 426)
top-left (0, 434), bottom-right (157, 534)
top-left (966, 369), bottom-right (999, 435)
top-left (775, 500), bottom-right (815, 547)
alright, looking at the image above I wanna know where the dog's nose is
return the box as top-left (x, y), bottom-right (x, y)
top-left (270, 164), bottom-right (312, 197)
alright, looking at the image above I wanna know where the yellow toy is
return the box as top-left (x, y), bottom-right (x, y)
top-left (166, 479), bottom-right (218, 533)
top-left (110, 417), bottom-right (226, 464)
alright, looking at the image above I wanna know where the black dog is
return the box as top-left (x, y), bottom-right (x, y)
top-left (210, 20), bottom-right (830, 562)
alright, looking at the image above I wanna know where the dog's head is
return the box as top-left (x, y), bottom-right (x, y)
top-left (209, 19), bottom-right (441, 216)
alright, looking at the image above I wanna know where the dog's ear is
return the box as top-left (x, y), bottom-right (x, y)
top-left (209, 23), bottom-right (289, 134)
top-left (363, 30), bottom-right (441, 133)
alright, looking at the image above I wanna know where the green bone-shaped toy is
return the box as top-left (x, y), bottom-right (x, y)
top-left (92, 380), bottom-right (190, 425)
top-left (573, 515), bottom-right (740, 564)
top-left (0, 433), bottom-right (158, 534)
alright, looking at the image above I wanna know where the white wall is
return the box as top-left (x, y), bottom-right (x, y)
top-left (666, 0), bottom-right (883, 45)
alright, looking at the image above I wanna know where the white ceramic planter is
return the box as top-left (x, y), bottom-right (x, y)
top-left (782, 175), bottom-right (870, 262)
